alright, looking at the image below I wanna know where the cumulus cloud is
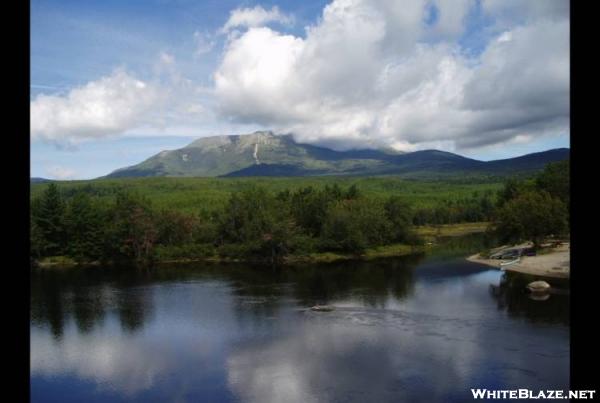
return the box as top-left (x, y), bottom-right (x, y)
top-left (481, 0), bottom-right (569, 26)
top-left (31, 0), bottom-right (569, 154)
top-left (31, 69), bottom-right (166, 144)
top-left (45, 165), bottom-right (77, 180)
top-left (220, 5), bottom-right (294, 34)
top-left (30, 55), bottom-right (205, 146)
top-left (426, 0), bottom-right (474, 39)
top-left (214, 0), bottom-right (569, 151)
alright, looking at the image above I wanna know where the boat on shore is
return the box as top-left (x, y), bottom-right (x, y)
top-left (467, 242), bottom-right (569, 280)
top-left (500, 257), bottom-right (520, 269)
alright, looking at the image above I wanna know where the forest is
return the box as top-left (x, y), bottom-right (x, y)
top-left (30, 161), bottom-right (569, 265)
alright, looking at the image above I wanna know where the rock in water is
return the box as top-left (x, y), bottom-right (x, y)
top-left (526, 281), bottom-right (551, 293)
top-left (311, 305), bottom-right (335, 312)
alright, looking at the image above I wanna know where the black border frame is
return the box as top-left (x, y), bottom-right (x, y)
top-left (17, 0), bottom-right (598, 399)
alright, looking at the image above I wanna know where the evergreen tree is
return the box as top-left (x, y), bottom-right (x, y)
top-left (345, 184), bottom-right (361, 199)
top-left (30, 215), bottom-right (45, 259)
top-left (384, 196), bottom-right (414, 242)
top-left (536, 159), bottom-right (569, 209)
top-left (321, 199), bottom-right (393, 252)
top-left (33, 184), bottom-right (66, 256)
top-left (496, 178), bottom-right (534, 209)
top-left (218, 187), bottom-right (299, 262)
top-left (65, 192), bottom-right (105, 262)
top-left (155, 209), bottom-right (198, 246)
top-left (107, 191), bottom-right (158, 263)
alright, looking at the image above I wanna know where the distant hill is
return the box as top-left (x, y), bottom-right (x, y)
top-left (482, 148), bottom-right (571, 173)
top-left (30, 177), bottom-right (52, 184)
top-left (106, 131), bottom-right (569, 178)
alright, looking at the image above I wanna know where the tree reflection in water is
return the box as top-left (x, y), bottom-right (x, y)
top-left (489, 273), bottom-right (569, 326)
top-left (30, 234), bottom-right (570, 403)
top-left (30, 266), bottom-right (157, 337)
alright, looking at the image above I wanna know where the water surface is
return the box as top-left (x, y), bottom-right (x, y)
top-left (31, 236), bottom-right (569, 402)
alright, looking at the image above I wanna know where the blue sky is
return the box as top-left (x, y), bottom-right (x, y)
top-left (30, 0), bottom-right (328, 96)
top-left (30, 0), bottom-right (570, 179)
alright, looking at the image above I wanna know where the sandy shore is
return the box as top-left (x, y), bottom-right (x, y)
top-left (467, 243), bottom-right (570, 279)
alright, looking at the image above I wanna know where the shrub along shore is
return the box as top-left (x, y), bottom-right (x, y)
top-left (32, 183), bottom-right (428, 267)
top-left (34, 224), bottom-right (493, 268)
top-left (31, 161), bottom-right (568, 268)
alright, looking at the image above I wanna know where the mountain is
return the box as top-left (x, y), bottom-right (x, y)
top-left (30, 177), bottom-right (52, 183)
top-left (106, 131), bottom-right (569, 178)
top-left (482, 148), bottom-right (571, 173)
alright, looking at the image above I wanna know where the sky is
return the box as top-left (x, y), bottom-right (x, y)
top-left (30, 0), bottom-right (570, 180)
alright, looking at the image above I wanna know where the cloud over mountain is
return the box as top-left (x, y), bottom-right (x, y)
top-left (30, 0), bottom-right (569, 154)
top-left (214, 0), bottom-right (569, 152)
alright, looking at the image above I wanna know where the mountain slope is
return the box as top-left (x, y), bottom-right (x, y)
top-left (106, 131), bottom-right (569, 178)
top-left (108, 131), bottom-right (399, 178)
top-left (30, 177), bottom-right (52, 183)
top-left (482, 148), bottom-right (570, 173)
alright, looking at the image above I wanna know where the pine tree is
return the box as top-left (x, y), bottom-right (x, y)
top-left (34, 184), bottom-right (66, 256)
top-left (65, 192), bottom-right (104, 262)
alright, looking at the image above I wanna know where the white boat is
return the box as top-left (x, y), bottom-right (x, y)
top-left (499, 257), bottom-right (520, 269)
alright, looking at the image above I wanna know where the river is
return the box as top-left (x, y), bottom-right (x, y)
top-left (30, 234), bottom-right (569, 402)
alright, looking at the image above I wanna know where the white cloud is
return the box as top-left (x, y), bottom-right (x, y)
top-left (31, 69), bottom-right (166, 144)
top-left (481, 0), bottom-right (569, 24)
top-left (193, 31), bottom-right (215, 56)
top-left (220, 5), bottom-right (294, 34)
top-left (427, 0), bottom-right (473, 39)
top-left (214, 0), bottom-right (569, 152)
top-left (30, 55), bottom-right (210, 145)
top-left (215, 27), bottom-right (305, 125)
top-left (45, 165), bottom-right (76, 180)
top-left (31, 0), bottom-right (569, 154)
top-left (458, 19), bottom-right (569, 147)
top-left (158, 51), bottom-right (175, 66)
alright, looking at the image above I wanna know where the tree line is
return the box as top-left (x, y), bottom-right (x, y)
top-left (30, 160), bottom-right (569, 265)
top-left (411, 192), bottom-right (495, 225)
top-left (492, 159), bottom-right (569, 247)
top-left (30, 183), bottom-right (423, 265)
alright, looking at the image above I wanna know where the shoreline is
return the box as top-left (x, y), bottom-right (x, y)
top-left (467, 242), bottom-right (570, 280)
top-left (34, 243), bottom-right (428, 268)
top-left (33, 222), bottom-right (489, 269)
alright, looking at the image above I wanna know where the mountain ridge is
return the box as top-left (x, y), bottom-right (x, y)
top-left (105, 131), bottom-right (569, 179)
